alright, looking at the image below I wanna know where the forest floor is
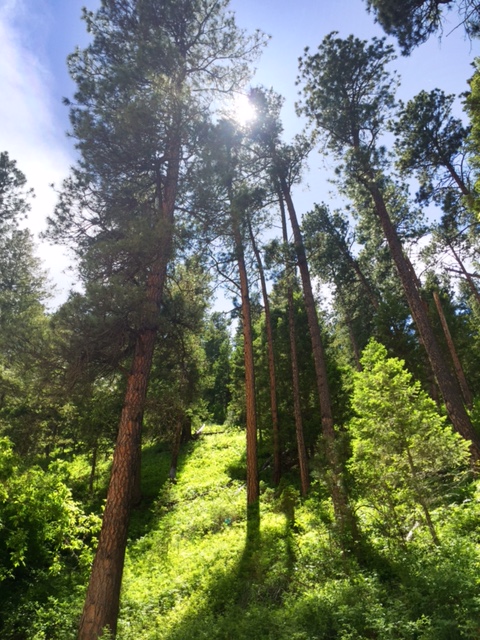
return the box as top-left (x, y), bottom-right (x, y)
top-left (2, 425), bottom-right (479, 639)
top-left (111, 425), bottom-right (480, 640)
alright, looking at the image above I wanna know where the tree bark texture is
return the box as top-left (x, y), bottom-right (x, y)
top-left (432, 289), bottom-right (473, 409)
top-left (366, 178), bottom-right (480, 460)
top-left (232, 212), bottom-right (259, 506)
top-left (78, 325), bottom-right (157, 639)
top-left (279, 195), bottom-right (309, 495)
top-left (78, 140), bottom-right (180, 639)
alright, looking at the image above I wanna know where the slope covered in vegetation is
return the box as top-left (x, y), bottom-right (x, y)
top-left (3, 418), bottom-right (478, 639)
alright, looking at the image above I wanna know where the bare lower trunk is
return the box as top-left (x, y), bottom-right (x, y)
top-left (232, 212), bottom-right (258, 506)
top-left (77, 325), bottom-right (158, 639)
top-left (247, 216), bottom-right (281, 485)
top-left (279, 177), bottom-right (357, 544)
top-left (169, 417), bottom-right (184, 481)
top-left (433, 290), bottom-right (473, 409)
top-left (280, 196), bottom-right (309, 495)
top-left (346, 318), bottom-right (362, 371)
top-left (78, 139), bottom-right (180, 639)
top-left (89, 442), bottom-right (98, 495)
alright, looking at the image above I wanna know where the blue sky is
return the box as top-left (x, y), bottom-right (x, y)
top-left (1, 0), bottom-right (478, 305)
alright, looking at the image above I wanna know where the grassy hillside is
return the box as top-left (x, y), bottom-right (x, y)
top-left (114, 426), bottom-right (480, 640)
top-left (2, 425), bottom-right (479, 639)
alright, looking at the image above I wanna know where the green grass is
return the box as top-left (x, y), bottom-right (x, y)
top-left (2, 425), bottom-right (480, 639)
top-left (114, 426), bottom-right (480, 639)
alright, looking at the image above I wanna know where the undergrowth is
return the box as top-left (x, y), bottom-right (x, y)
top-left (2, 426), bottom-right (479, 639)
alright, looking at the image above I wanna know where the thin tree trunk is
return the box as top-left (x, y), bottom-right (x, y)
top-left (365, 176), bottom-right (480, 460)
top-left (247, 216), bottom-right (281, 486)
top-left (89, 442), bottom-right (98, 495)
top-left (278, 176), bottom-right (357, 544)
top-left (433, 289), bottom-right (473, 409)
top-left (279, 196), bottom-right (309, 496)
top-left (447, 240), bottom-right (480, 307)
top-left (405, 445), bottom-right (440, 546)
top-left (231, 207), bottom-right (259, 506)
top-left (78, 140), bottom-right (180, 639)
top-left (169, 416), bottom-right (184, 482)
top-left (346, 318), bottom-right (363, 371)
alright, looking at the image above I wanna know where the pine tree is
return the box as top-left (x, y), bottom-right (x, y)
top-left (45, 2), bottom-right (263, 636)
top-left (297, 33), bottom-right (480, 460)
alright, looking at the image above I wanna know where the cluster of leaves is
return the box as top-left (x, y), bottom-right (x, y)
top-left (0, 437), bottom-right (101, 637)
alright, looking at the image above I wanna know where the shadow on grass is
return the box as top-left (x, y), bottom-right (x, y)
top-left (159, 495), bottom-right (298, 640)
top-left (127, 440), bottom-right (191, 542)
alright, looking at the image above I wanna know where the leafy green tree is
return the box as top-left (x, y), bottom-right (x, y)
top-left (0, 437), bottom-right (101, 637)
top-left (349, 340), bottom-right (470, 546)
top-left (392, 89), bottom-right (471, 206)
top-left (0, 152), bottom-right (33, 224)
top-left (46, 1), bottom-right (263, 636)
top-left (465, 59), bottom-right (480, 214)
top-left (364, 0), bottom-right (480, 54)
top-left (297, 33), bottom-right (480, 460)
top-left (0, 153), bottom-right (55, 458)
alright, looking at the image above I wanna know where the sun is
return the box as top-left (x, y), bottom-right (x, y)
top-left (230, 93), bottom-right (257, 126)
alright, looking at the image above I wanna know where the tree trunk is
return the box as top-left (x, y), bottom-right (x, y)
top-left (433, 289), bottom-right (473, 409)
top-left (447, 240), bottom-right (480, 307)
top-left (346, 318), bottom-right (363, 371)
top-left (78, 140), bottom-right (180, 639)
top-left (278, 176), bottom-right (357, 544)
top-left (169, 416), bottom-right (184, 482)
top-left (365, 177), bottom-right (480, 460)
top-left (77, 325), bottom-right (157, 639)
top-left (89, 442), bottom-right (98, 495)
top-left (231, 209), bottom-right (259, 506)
top-left (279, 196), bottom-right (309, 496)
top-left (247, 216), bottom-right (281, 486)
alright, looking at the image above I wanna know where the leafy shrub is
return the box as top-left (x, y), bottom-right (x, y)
top-left (0, 437), bottom-right (101, 637)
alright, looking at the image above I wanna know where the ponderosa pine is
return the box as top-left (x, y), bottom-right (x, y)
top-left (46, 2), bottom-right (263, 637)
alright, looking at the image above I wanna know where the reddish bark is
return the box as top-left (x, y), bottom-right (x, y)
top-left (433, 289), bottom-right (473, 410)
top-left (231, 208), bottom-right (259, 506)
top-left (365, 177), bottom-right (480, 460)
top-left (279, 196), bottom-right (309, 496)
top-left (247, 216), bottom-right (281, 486)
top-left (278, 176), bottom-right (357, 543)
top-left (78, 141), bottom-right (180, 639)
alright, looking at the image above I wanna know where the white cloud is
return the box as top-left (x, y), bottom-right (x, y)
top-left (0, 0), bottom-right (77, 307)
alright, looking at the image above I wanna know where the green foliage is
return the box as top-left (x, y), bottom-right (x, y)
top-left (392, 88), bottom-right (471, 210)
top-left (297, 33), bottom-right (397, 156)
top-left (0, 437), bottom-right (101, 637)
top-left (364, 0), bottom-right (480, 55)
top-left (202, 312), bottom-right (232, 424)
top-left (348, 340), bottom-right (471, 543)
top-left (1, 424), bottom-right (479, 638)
top-left (0, 438), bottom-right (100, 580)
top-left (0, 151), bottom-right (33, 225)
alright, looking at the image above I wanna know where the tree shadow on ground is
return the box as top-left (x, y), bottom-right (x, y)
top-left (159, 494), bottom-right (298, 640)
top-left (127, 440), bottom-right (190, 542)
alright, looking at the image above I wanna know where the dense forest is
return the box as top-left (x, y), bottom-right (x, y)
top-left (2, 0), bottom-right (480, 638)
